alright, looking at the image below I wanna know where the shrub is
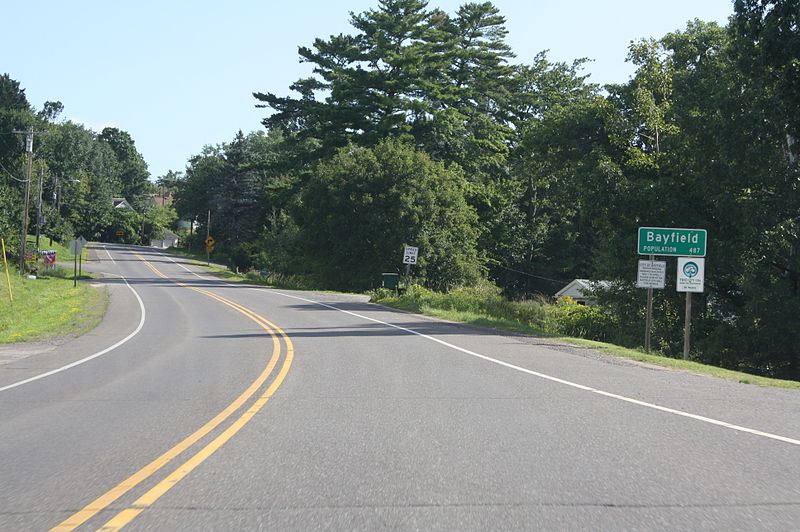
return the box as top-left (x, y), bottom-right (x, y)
top-left (547, 296), bottom-right (615, 341)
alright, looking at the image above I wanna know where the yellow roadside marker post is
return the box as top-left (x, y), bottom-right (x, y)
top-left (1, 238), bottom-right (12, 302)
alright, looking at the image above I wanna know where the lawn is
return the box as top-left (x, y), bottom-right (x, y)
top-left (0, 237), bottom-right (107, 343)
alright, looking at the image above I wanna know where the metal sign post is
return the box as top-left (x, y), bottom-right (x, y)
top-left (69, 238), bottom-right (86, 288)
top-left (636, 258), bottom-right (666, 352)
top-left (402, 246), bottom-right (418, 287)
top-left (676, 257), bottom-right (705, 360)
top-left (205, 236), bottom-right (216, 266)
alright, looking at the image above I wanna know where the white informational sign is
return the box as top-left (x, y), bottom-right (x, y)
top-left (677, 257), bottom-right (705, 293)
top-left (403, 245), bottom-right (418, 265)
top-left (68, 238), bottom-right (86, 256)
top-left (636, 260), bottom-right (666, 289)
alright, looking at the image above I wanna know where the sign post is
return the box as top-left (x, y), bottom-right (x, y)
top-left (402, 245), bottom-right (418, 284)
top-left (676, 257), bottom-right (705, 360)
top-left (636, 259), bottom-right (666, 352)
top-left (205, 236), bottom-right (216, 265)
top-left (68, 237), bottom-right (87, 287)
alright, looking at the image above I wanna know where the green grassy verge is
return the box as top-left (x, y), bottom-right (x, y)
top-left (1, 239), bottom-right (107, 343)
top-left (371, 287), bottom-right (800, 391)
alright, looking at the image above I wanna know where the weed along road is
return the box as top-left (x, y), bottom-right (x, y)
top-left (0, 244), bottom-right (798, 530)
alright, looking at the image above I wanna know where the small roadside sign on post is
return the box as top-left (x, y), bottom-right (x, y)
top-left (677, 257), bottom-right (705, 361)
top-left (402, 245), bottom-right (418, 287)
top-left (402, 246), bottom-right (418, 265)
top-left (205, 236), bottom-right (215, 265)
top-left (636, 260), bottom-right (666, 289)
top-left (677, 257), bottom-right (705, 292)
top-left (637, 259), bottom-right (666, 353)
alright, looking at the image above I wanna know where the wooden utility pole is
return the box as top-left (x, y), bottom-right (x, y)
top-left (12, 128), bottom-right (47, 273)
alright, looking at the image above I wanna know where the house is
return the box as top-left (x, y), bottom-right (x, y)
top-left (112, 197), bottom-right (134, 210)
top-left (150, 229), bottom-right (180, 249)
top-left (554, 279), bottom-right (611, 306)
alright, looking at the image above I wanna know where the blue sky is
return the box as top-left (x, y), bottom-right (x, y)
top-left (2, 1), bottom-right (735, 179)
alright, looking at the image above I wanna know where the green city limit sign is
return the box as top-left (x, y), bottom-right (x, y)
top-left (638, 227), bottom-right (707, 257)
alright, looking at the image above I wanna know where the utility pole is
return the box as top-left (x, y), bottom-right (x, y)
top-left (35, 166), bottom-right (45, 251)
top-left (12, 128), bottom-right (47, 273)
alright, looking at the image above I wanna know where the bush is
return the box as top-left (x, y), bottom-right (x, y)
top-left (546, 296), bottom-right (615, 341)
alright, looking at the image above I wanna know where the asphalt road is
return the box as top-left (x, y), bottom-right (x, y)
top-left (0, 243), bottom-right (798, 531)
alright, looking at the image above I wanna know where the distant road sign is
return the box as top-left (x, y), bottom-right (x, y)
top-left (116, 230), bottom-right (125, 236)
top-left (205, 236), bottom-right (216, 246)
top-left (206, 245), bottom-right (214, 253)
top-left (638, 227), bottom-right (706, 257)
top-left (68, 239), bottom-right (85, 255)
top-left (403, 246), bottom-right (418, 265)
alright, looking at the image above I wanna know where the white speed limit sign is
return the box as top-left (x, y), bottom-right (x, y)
top-left (403, 246), bottom-right (418, 265)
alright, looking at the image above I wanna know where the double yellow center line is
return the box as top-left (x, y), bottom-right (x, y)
top-left (51, 254), bottom-right (293, 532)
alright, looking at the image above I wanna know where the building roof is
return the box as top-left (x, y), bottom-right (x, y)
top-left (554, 279), bottom-right (611, 301)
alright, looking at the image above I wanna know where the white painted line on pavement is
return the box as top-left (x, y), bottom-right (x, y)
top-left (271, 291), bottom-right (800, 448)
top-left (154, 250), bottom-right (800, 447)
top-left (0, 246), bottom-right (147, 393)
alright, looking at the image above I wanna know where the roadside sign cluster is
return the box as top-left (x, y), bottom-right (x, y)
top-left (637, 227), bottom-right (706, 292)
top-left (637, 227), bottom-right (708, 359)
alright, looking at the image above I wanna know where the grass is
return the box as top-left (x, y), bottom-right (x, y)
top-left (371, 286), bottom-right (800, 391)
top-left (0, 237), bottom-right (107, 344)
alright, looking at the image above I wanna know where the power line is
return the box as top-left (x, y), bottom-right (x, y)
top-left (492, 262), bottom-right (568, 285)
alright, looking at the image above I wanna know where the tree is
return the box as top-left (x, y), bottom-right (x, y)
top-left (0, 74), bottom-right (33, 248)
top-left (98, 127), bottom-right (151, 211)
top-left (38, 121), bottom-right (120, 241)
top-left (300, 138), bottom-right (483, 291)
top-left (732, 0), bottom-right (800, 151)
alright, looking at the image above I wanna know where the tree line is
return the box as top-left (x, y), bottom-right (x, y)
top-left (0, 78), bottom-right (174, 251)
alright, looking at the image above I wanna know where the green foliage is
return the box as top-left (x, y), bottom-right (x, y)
top-left (98, 127), bottom-right (151, 211)
top-left (301, 138), bottom-right (484, 291)
top-left (546, 296), bottom-right (615, 342)
top-left (372, 282), bottom-right (551, 331)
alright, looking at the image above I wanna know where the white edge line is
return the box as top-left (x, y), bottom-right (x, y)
top-left (0, 246), bottom-right (147, 393)
top-left (157, 251), bottom-right (800, 447)
top-left (270, 291), bottom-right (800, 448)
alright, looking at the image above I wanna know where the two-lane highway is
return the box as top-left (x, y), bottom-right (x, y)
top-left (1, 244), bottom-right (798, 530)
